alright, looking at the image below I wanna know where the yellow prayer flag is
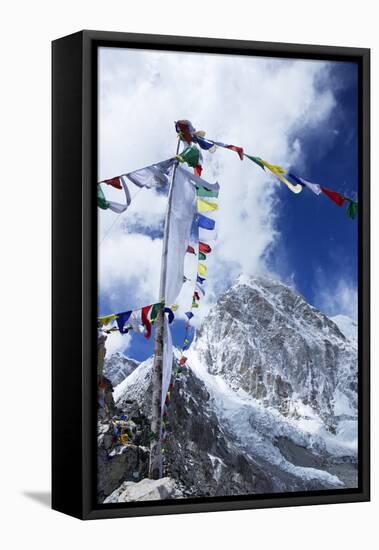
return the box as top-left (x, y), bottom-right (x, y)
top-left (261, 160), bottom-right (286, 175)
top-left (261, 159), bottom-right (302, 194)
top-left (171, 304), bottom-right (179, 312)
top-left (98, 313), bottom-right (118, 326)
top-left (197, 198), bottom-right (218, 213)
top-left (276, 173), bottom-right (303, 194)
top-left (198, 263), bottom-right (207, 276)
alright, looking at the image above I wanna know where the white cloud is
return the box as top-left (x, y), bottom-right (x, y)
top-left (313, 275), bottom-right (358, 321)
top-left (98, 48), bottom-right (338, 320)
top-left (104, 330), bottom-right (132, 358)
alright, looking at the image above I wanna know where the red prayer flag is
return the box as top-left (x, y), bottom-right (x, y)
top-left (194, 164), bottom-right (202, 177)
top-left (179, 356), bottom-right (188, 365)
top-left (321, 187), bottom-right (345, 207)
top-left (226, 144), bottom-right (244, 160)
top-left (186, 245), bottom-right (196, 254)
top-left (141, 305), bottom-right (152, 339)
top-left (176, 120), bottom-right (193, 143)
top-left (194, 292), bottom-right (200, 301)
top-left (104, 176), bottom-right (122, 190)
top-left (199, 242), bottom-right (212, 254)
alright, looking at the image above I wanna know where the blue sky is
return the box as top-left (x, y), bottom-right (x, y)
top-left (98, 49), bottom-right (358, 362)
top-left (268, 62), bottom-right (358, 312)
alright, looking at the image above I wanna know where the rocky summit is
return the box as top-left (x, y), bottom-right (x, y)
top-left (97, 275), bottom-right (358, 503)
top-left (103, 352), bottom-right (139, 387)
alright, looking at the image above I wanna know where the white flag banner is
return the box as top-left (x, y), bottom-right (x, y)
top-left (177, 166), bottom-right (220, 193)
top-left (126, 158), bottom-right (175, 189)
top-left (298, 177), bottom-right (322, 195)
top-left (106, 176), bottom-right (132, 213)
top-left (165, 166), bottom-right (196, 305)
top-left (161, 316), bottom-right (173, 412)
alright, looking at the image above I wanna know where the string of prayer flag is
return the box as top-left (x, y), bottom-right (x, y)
top-left (174, 119), bottom-right (357, 219)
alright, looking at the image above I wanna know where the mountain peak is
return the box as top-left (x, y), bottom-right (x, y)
top-left (194, 274), bottom-right (357, 427)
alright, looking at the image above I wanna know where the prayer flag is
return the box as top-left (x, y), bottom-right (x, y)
top-left (97, 185), bottom-right (110, 210)
top-left (194, 164), bottom-right (202, 177)
top-left (187, 245), bottom-right (196, 254)
top-left (197, 275), bottom-right (206, 284)
top-left (287, 173), bottom-right (321, 195)
top-left (245, 154), bottom-right (265, 170)
top-left (197, 198), bottom-right (218, 213)
top-left (321, 187), bottom-right (345, 206)
top-left (98, 314), bottom-right (118, 327)
top-left (185, 311), bottom-right (194, 320)
top-left (196, 284), bottom-right (205, 296)
top-left (199, 252), bottom-right (206, 261)
top-left (261, 160), bottom-right (302, 193)
top-left (198, 263), bottom-right (207, 276)
top-left (194, 136), bottom-right (215, 150)
top-left (165, 165), bottom-right (197, 305)
top-left (116, 311), bottom-right (132, 334)
top-left (150, 303), bottom-right (162, 323)
top-left (197, 213), bottom-right (215, 231)
top-left (347, 200), bottom-right (358, 219)
top-left (175, 119), bottom-right (195, 143)
top-left (196, 185), bottom-right (219, 198)
top-left (126, 158), bottom-right (174, 189)
top-left (104, 176), bottom-right (122, 190)
top-left (226, 144), bottom-right (244, 160)
top-left (177, 166), bottom-right (220, 193)
top-left (199, 242), bottom-right (212, 254)
top-left (164, 307), bottom-right (175, 324)
top-left (141, 305), bottom-right (153, 339)
top-left (177, 146), bottom-right (200, 168)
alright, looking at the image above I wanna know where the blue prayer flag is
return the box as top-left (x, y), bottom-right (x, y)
top-left (116, 311), bottom-right (132, 334)
top-left (197, 213), bottom-right (215, 230)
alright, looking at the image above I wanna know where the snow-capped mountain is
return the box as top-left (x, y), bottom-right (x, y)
top-left (103, 352), bottom-right (140, 386)
top-left (194, 275), bottom-right (357, 430)
top-left (98, 275), bottom-right (358, 502)
top-left (331, 314), bottom-right (358, 343)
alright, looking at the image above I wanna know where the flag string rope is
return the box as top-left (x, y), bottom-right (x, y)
top-left (98, 186), bottom-right (143, 247)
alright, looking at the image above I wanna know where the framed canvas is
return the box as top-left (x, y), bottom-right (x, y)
top-left (52, 30), bottom-right (370, 520)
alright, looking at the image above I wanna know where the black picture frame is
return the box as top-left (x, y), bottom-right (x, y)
top-left (52, 30), bottom-right (370, 520)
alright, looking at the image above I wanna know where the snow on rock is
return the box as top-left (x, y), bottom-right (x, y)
top-left (193, 275), bottom-right (357, 435)
top-left (331, 315), bottom-right (358, 343)
top-left (104, 477), bottom-right (183, 503)
top-left (113, 357), bottom-right (153, 404)
top-left (103, 352), bottom-right (140, 386)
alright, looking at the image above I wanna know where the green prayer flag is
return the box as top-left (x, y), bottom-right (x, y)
top-left (150, 302), bottom-right (162, 322)
top-left (245, 154), bottom-right (265, 170)
top-left (196, 185), bottom-right (219, 198)
top-left (97, 184), bottom-right (110, 210)
top-left (347, 200), bottom-right (358, 219)
top-left (198, 252), bottom-right (206, 261)
top-left (178, 146), bottom-right (200, 168)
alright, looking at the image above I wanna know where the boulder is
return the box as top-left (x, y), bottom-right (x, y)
top-left (104, 477), bottom-right (183, 503)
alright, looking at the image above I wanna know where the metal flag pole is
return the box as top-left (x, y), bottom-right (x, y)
top-left (148, 135), bottom-right (181, 479)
